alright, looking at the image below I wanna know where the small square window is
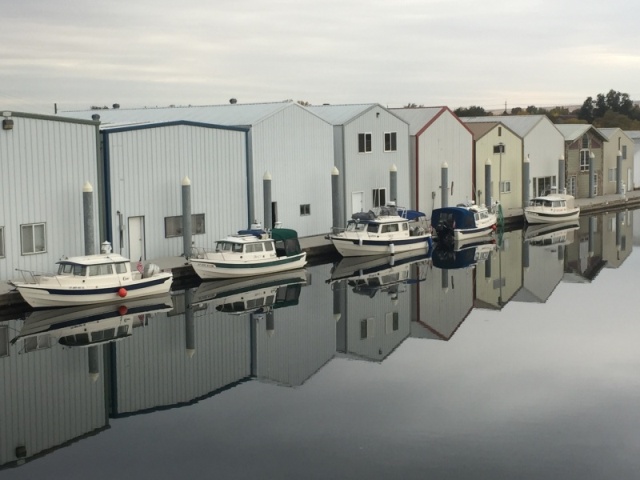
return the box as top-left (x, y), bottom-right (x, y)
top-left (300, 204), bottom-right (311, 216)
top-left (493, 144), bottom-right (505, 154)
top-left (21, 223), bottom-right (46, 255)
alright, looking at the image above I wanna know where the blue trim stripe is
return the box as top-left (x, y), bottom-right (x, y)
top-left (331, 237), bottom-right (430, 247)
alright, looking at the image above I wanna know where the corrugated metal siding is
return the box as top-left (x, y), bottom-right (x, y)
top-left (255, 268), bottom-right (336, 386)
top-left (251, 106), bottom-right (334, 237)
top-left (342, 107), bottom-right (411, 215)
top-left (475, 231), bottom-right (523, 308)
top-left (0, 319), bottom-right (107, 465)
top-left (414, 265), bottom-right (474, 340)
top-left (114, 309), bottom-right (251, 414)
top-left (0, 116), bottom-right (99, 282)
top-left (106, 124), bottom-right (247, 259)
top-left (417, 113), bottom-right (474, 214)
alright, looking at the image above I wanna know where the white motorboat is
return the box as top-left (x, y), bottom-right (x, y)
top-left (189, 226), bottom-right (307, 280)
top-left (11, 294), bottom-right (174, 349)
top-left (327, 204), bottom-right (433, 257)
top-left (191, 269), bottom-right (308, 314)
top-left (524, 194), bottom-right (580, 224)
top-left (431, 202), bottom-right (497, 244)
top-left (9, 242), bottom-right (173, 309)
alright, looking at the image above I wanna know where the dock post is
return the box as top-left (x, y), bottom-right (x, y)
top-left (523, 155), bottom-right (530, 207)
top-left (617, 151), bottom-right (623, 195)
top-left (83, 182), bottom-right (95, 255)
top-left (331, 167), bottom-right (343, 233)
top-left (558, 155), bottom-right (565, 194)
top-left (185, 287), bottom-right (195, 357)
top-left (263, 171), bottom-right (272, 230)
top-left (182, 176), bottom-right (192, 259)
top-left (485, 159), bottom-right (492, 208)
top-left (589, 152), bottom-right (595, 198)
top-left (441, 162), bottom-right (449, 208)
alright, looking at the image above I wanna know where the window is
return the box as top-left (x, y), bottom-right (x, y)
top-left (21, 223), bottom-right (46, 255)
top-left (164, 214), bottom-right (205, 238)
top-left (384, 132), bottom-right (397, 152)
top-left (114, 263), bottom-right (128, 274)
top-left (580, 150), bottom-right (590, 172)
top-left (608, 168), bottom-right (617, 182)
top-left (499, 181), bottom-right (511, 193)
top-left (300, 204), bottom-right (311, 216)
top-left (0, 326), bottom-right (8, 357)
top-left (358, 133), bottom-right (372, 153)
top-left (534, 176), bottom-right (556, 196)
top-left (581, 134), bottom-right (589, 149)
top-left (360, 318), bottom-right (375, 339)
top-left (245, 243), bottom-right (264, 253)
top-left (593, 174), bottom-right (598, 195)
top-left (498, 126), bottom-right (502, 136)
top-left (373, 188), bottom-right (386, 208)
top-left (568, 176), bottom-right (577, 196)
top-left (493, 144), bottom-right (505, 154)
top-left (89, 264), bottom-right (113, 276)
top-left (385, 312), bottom-right (399, 333)
top-left (622, 145), bottom-right (627, 160)
top-left (0, 226), bottom-right (4, 258)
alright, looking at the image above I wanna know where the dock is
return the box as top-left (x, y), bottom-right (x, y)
top-left (2, 190), bottom-right (640, 314)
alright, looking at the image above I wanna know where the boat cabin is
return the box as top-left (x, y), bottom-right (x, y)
top-left (431, 207), bottom-right (479, 230)
top-left (529, 198), bottom-right (566, 208)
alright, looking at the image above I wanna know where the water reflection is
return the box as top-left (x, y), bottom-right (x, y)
top-left (0, 209), bottom-right (637, 473)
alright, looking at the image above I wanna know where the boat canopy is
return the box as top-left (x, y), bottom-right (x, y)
top-left (397, 208), bottom-right (426, 220)
top-left (431, 207), bottom-right (477, 229)
top-left (271, 228), bottom-right (302, 256)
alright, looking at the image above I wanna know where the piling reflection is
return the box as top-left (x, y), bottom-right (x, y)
top-left (0, 210), bottom-right (636, 470)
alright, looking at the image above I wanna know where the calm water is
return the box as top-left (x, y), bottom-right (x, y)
top-left (2, 210), bottom-right (640, 480)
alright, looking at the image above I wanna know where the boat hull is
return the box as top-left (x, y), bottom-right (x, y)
top-left (190, 253), bottom-right (307, 280)
top-left (14, 274), bottom-right (173, 309)
top-left (524, 208), bottom-right (580, 224)
top-left (329, 235), bottom-right (433, 257)
top-left (452, 224), bottom-right (495, 241)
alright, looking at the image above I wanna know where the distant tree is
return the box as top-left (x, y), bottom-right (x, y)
top-left (297, 100), bottom-right (311, 106)
top-left (404, 103), bottom-right (424, 108)
top-left (578, 97), bottom-right (594, 123)
top-left (510, 107), bottom-right (524, 115)
top-left (454, 106), bottom-right (491, 117)
top-left (593, 110), bottom-right (640, 129)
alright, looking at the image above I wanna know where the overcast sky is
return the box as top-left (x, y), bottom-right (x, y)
top-left (3, 0), bottom-right (640, 115)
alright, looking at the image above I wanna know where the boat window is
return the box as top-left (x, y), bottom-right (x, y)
top-left (245, 243), bottom-right (264, 253)
top-left (114, 263), bottom-right (128, 274)
top-left (58, 264), bottom-right (87, 276)
top-left (264, 242), bottom-right (274, 251)
top-left (381, 224), bottom-right (399, 233)
top-left (59, 333), bottom-right (90, 346)
top-left (215, 242), bottom-right (231, 252)
top-left (346, 222), bottom-right (366, 232)
top-left (543, 200), bottom-right (552, 207)
top-left (232, 244), bottom-right (243, 253)
top-left (402, 223), bottom-right (408, 231)
top-left (89, 264), bottom-right (113, 276)
top-left (117, 326), bottom-right (130, 336)
top-left (367, 224), bottom-right (380, 234)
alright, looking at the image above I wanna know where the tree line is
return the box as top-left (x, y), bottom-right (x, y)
top-left (449, 90), bottom-right (640, 129)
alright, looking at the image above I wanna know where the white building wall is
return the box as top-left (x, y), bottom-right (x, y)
top-left (0, 319), bottom-right (107, 466)
top-left (0, 114), bottom-right (99, 283)
top-left (251, 106), bottom-right (334, 237)
top-left (342, 107), bottom-right (411, 215)
top-left (523, 121), bottom-right (565, 199)
top-left (105, 124), bottom-right (247, 260)
top-left (417, 114), bottom-right (473, 216)
top-left (475, 231), bottom-right (523, 308)
top-left (114, 307), bottom-right (251, 414)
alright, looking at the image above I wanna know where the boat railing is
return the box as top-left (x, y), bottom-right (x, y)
top-left (13, 268), bottom-right (55, 285)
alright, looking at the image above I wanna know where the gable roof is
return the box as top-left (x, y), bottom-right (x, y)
top-left (59, 101), bottom-right (316, 128)
top-left (306, 103), bottom-right (407, 126)
top-left (555, 124), bottom-right (608, 142)
top-left (390, 107), bottom-right (444, 135)
top-left (598, 127), bottom-right (633, 143)
top-left (462, 115), bottom-right (549, 137)
top-left (465, 122), bottom-right (500, 140)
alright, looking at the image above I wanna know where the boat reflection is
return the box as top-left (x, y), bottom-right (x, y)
top-left (190, 269), bottom-right (308, 314)
top-left (432, 237), bottom-right (497, 270)
top-left (328, 248), bottom-right (431, 298)
top-left (10, 294), bottom-right (174, 350)
top-left (524, 221), bottom-right (580, 247)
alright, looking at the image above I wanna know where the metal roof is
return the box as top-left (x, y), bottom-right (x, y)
top-left (464, 121), bottom-right (500, 140)
top-left (389, 107), bottom-right (444, 135)
top-left (60, 101), bottom-right (301, 127)
top-left (624, 130), bottom-right (640, 140)
top-left (306, 104), bottom-right (380, 125)
top-left (463, 115), bottom-right (547, 137)
top-left (555, 124), bottom-right (608, 142)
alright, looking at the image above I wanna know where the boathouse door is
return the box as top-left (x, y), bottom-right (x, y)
top-left (351, 191), bottom-right (364, 214)
top-left (128, 216), bottom-right (145, 261)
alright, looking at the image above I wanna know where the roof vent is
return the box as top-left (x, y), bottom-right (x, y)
top-left (112, 103), bottom-right (120, 109)
top-left (91, 114), bottom-right (100, 121)
top-left (229, 98), bottom-right (237, 104)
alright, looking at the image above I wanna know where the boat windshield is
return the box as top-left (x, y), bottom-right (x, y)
top-left (57, 263), bottom-right (87, 276)
top-left (215, 241), bottom-right (243, 253)
top-left (346, 222), bottom-right (366, 232)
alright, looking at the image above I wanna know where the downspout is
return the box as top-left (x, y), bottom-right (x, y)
top-left (246, 129), bottom-right (254, 226)
top-left (415, 135), bottom-right (420, 211)
top-left (103, 131), bottom-right (113, 244)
